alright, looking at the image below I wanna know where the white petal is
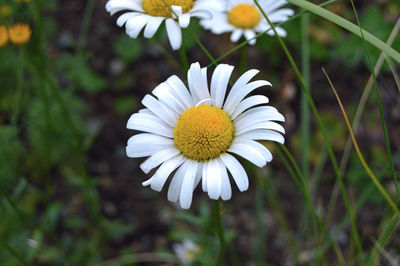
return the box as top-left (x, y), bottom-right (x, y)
top-left (153, 82), bottom-right (186, 114)
top-left (126, 15), bottom-right (149, 38)
top-left (187, 63), bottom-right (211, 104)
top-left (228, 141), bottom-right (270, 167)
top-left (171, 5), bottom-right (183, 19)
top-left (202, 161), bottom-right (208, 192)
top-left (116, 12), bottom-right (140, 27)
top-left (127, 113), bottom-right (173, 137)
top-left (142, 95), bottom-right (178, 127)
top-left (179, 13), bottom-right (191, 28)
top-left (165, 75), bottom-right (194, 109)
top-left (193, 162), bottom-right (203, 191)
top-left (224, 69), bottom-right (259, 111)
top-left (168, 161), bottom-right (189, 202)
top-left (236, 121), bottom-right (286, 135)
top-left (206, 159), bottom-right (222, 200)
top-left (143, 16), bottom-right (164, 38)
top-left (140, 148), bottom-right (181, 174)
top-left (230, 29), bottom-right (243, 42)
top-left (234, 106), bottom-right (285, 126)
top-left (230, 95), bottom-right (269, 120)
top-left (190, 10), bottom-right (212, 19)
top-left (166, 19), bottom-right (182, 50)
top-left (236, 129), bottom-right (285, 144)
top-left (126, 133), bottom-right (174, 158)
top-left (106, 0), bottom-right (143, 15)
top-left (210, 64), bottom-right (234, 108)
top-left (224, 80), bottom-right (271, 115)
top-left (179, 161), bottom-right (199, 209)
top-left (244, 30), bottom-right (257, 45)
top-left (220, 153), bottom-right (249, 191)
top-left (149, 155), bottom-right (185, 191)
top-left (218, 159), bottom-right (232, 200)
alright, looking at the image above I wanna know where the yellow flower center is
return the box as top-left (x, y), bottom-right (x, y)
top-left (228, 4), bottom-right (261, 29)
top-left (0, 25), bottom-right (8, 47)
top-left (142, 0), bottom-right (194, 18)
top-left (8, 23), bottom-right (31, 45)
top-left (174, 105), bottom-right (234, 161)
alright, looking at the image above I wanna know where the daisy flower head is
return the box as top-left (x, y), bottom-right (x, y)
top-left (126, 62), bottom-right (285, 209)
top-left (200, 0), bottom-right (294, 45)
top-left (105, 0), bottom-right (217, 50)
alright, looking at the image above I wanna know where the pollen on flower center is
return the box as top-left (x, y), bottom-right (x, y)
top-left (142, 0), bottom-right (194, 18)
top-left (174, 105), bottom-right (234, 161)
top-left (228, 4), bottom-right (261, 29)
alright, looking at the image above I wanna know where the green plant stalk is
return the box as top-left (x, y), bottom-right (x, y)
top-left (322, 67), bottom-right (400, 217)
top-left (287, 0), bottom-right (400, 64)
top-left (213, 200), bottom-right (226, 266)
top-left (300, 13), bottom-right (310, 180)
top-left (239, 43), bottom-right (248, 75)
top-left (253, 0), bottom-right (364, 260)
top-left (276, 144), bottom-right (346, 265)
top-left (348, 0), bottom-right (399, 200)
top-left (254, 175), bottom-right (267, 265)
top-left (178, 45), bottom-right (189, 73)
top-left (11, 49), bottom-right (24, 126)
top-left (77, 0), bottom-right (95, 53)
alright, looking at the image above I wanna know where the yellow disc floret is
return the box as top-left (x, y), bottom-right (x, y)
top-left (174, 105), bottom-right (234, 161)
top-left (8, 23), bottom-right (31, 45)
top-left (228, 4), bottom-right (261, 29)
top-left (0, 25), bottom-right (8, 47)
top-left (142, 0), bottom-right (194, 18)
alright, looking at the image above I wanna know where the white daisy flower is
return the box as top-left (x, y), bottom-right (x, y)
top-left (173, 240), bottom-right (200, 264)
top-left (105, 0), bottom-right (216, 50)
top-left (126, 62), bottom-right (285, 209)
top-left (200, 0), bottom-right (294, 45)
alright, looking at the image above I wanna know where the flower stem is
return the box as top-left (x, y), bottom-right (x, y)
top-left (213, 200), bottom-right (226, 266)
top-left (239, 42), bottom-right (247, 75)
top-left (178, 45), bottom-right (189, 73)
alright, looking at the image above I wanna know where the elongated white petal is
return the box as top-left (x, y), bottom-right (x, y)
top-left (228, 141), bottom-right (271, 167)
top-left (106, 0), bottom-right (143, 15)
top-left (193, 162), bottom-right (203, 191)
top-left (219, 159), bottom-right (232, 200)
top-left (179, 161), bottom-right (199, 209)
top-left (230, 95), bottom-right (269, 120)
top-left (220, 153), bottom-right (249, 191)
top-left (140, 148), bottom-right (181, 174)
top-left (230, 29), bottom-right (242, 42)
top-left (143, 16), bottom-right (164, 38)
top-left (179, 13), bottom-right (191, 28)
top-left (165, 75), bottom-right (194, 109)
top-left (150, 155), bottom-right (185, 191)
top-left (126, 133), bottom-right (174, 158)
top-left (168, 161), bottom-right (189, 202)
top-left (116, 12), bottom-right (140, 27)
top-left (127, 113), bottom-right (173, 137)
top-left (244, 30), bottom-right (256, 45)
top-left (207, 159), bottom-right (222, 200)
top-left (225, 80), bottom-right (271, 115)
top-left (236, 129), bottom-right (285, 144)
top-left (126, 15), bottom-right (149, 38)
top-left (202, 161), bottom-right (209, 192)
top-left (210, 64), bottom-right (234, 108)
top-left (153, 83), bottom-right (186, 114)
top-left (166, 19), bottom-right (182, 50)
top-left (224, 69), bottom-right (259, 111)
top-left (236, 121), bottom-right (285, 135)
top-left (234, 106), bottom-right (285, 126)
top-left (142, 95), bottom-right (178, 127)
top-left (187, 63), bottom-right (211, 103)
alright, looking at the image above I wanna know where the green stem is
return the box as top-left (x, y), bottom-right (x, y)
top-left (1, 240), bottom-right (30, 266)
top-left (77, 0), bottom-right (95, 53)
top-left (11, 49), bottom-right (24, 126)
top-left (213, 200), bottom-right (226, 266)
top-left (287, 0), bottom-right (400, 64)
top-left (178, 44), bottom-right (189, 73)
top-left (239, 43), bottom-right (247, 75)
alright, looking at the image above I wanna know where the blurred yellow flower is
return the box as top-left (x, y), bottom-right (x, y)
top-left (0, 4), bottom-right (12, 17)
top-left (9, 23), bottom-right (31, 45)
top-left (0, 25), bottom-right (8, 47)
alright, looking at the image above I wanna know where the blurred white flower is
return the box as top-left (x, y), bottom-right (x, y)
top-left (200, 0), bottom-right (294, 44)
top-left (173, 240), bottom-right (200, 264)
top-left (105, 0), bottom-right (218, 50)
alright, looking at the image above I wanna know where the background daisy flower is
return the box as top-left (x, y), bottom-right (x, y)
top-left (105, 0), bottom-right (216, 50)
top-left (200, 0), bottom-right (294, 44)
top-left (8, 23), bottom-right (31, 45)
top-left (0, 25), bottom-right (8, 47)
top-left (126, 62), bottom-right (285, 209)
